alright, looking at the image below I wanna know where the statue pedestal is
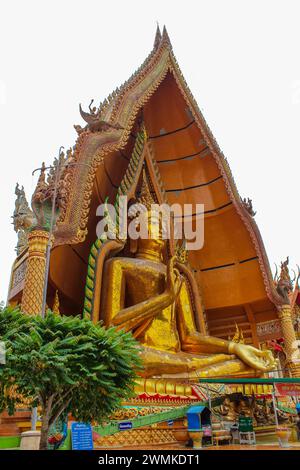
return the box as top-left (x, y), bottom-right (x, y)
top-left (20, 430), bottom-right (40, 450)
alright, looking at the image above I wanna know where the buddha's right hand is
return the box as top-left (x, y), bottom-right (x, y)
top-left (166, 256), bottom-right (182, 301)
top-left (229, 342), bottom-right (276, 372)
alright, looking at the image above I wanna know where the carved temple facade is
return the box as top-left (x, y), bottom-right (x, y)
top-left (7, 27), bottom-right (300, 378)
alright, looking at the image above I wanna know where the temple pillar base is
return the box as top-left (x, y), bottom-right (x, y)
top-left (20, 430), bottom-right (40, 450)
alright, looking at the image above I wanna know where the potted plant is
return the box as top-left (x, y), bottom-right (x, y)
top-left (188, 429), bottom-right (204, 449)
top-left (275, 426), bottom-right (291, 448)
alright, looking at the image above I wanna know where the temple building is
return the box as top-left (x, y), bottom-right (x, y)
top-left (8, 27), bottom-right (300, 380)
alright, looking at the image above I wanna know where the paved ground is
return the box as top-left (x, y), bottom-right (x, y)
top-left (97, 441), bottom-right (300, 451)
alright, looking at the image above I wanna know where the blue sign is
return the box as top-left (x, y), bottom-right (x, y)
top-left (118, 421), bottom-right (133, 431)
top-left (71, 422), bottom-right (94, 450)
top-left (167, 420), bottom-right (174, 426)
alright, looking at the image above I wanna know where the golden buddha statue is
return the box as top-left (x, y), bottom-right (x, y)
top-left (100, 178), bottom-right (276, 380)
top-left (218, 396), bottom-right (237, 422)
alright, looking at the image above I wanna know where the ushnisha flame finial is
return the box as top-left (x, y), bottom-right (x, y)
top-left (135, 168), bottom-right (156, 211)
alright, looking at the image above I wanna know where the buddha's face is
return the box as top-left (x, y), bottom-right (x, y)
top-left (134, 210), bottom-right (167, 261)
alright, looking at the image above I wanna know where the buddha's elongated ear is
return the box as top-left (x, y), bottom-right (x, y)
top-left (129, 238), bottom-right (138, 254)
top-left (168, 212), bottom-right (176, 258)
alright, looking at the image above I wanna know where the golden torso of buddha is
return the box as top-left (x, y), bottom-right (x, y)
top-left (101, 221), bottom-right (276, 379)
top-left (119, 257), bottom-right (179, 352)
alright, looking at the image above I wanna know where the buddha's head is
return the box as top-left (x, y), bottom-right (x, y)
top-left (128, 170), bottom-right (169, 262)
top-left (134, 208), bottom-right (166, 261)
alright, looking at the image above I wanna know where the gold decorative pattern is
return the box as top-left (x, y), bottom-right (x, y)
top-left (277, 304), bottom-right (300, 377)
top-left (52, 290), bottom-right (60, 315)
top-left (94, 427), bottom-right (176, 448)
top-left (257, 320), bottom-right (282, 337)
top-left (83, 128), bottom-right (147, 320)
top-left (54, 38), bottom-right (170, 245)
top-left (21, 230), bottom-right (50, 315)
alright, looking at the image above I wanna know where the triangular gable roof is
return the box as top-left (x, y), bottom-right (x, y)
top-left (54, 26), bottom-right (282, 308)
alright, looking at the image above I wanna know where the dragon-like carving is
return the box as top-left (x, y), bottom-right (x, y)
top-left (13, 183), bottom-right (35, 231)
top-left (77, 100), bottom-right (124, 133)
top-left (12, 183), bottom-right (35, 254)
top-left (274, 257), bottom-right (294, 304)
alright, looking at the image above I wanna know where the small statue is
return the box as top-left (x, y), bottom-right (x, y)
top-left (237, 398), bottom-right (252, 417)
top-left (218, 396), bottom-right (237, 421)
top-left (253, 401), bottom-right (269, 426)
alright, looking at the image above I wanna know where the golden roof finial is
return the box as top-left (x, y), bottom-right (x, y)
top-left (32, 162), bottom-right (48, 204)
top-left (279, 257), bottom-right (291, 284)
top-left (52, 290), bottom-right (60, 315)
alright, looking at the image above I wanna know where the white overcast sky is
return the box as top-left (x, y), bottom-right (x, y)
top-left (0, 0), bottom-right (299, 302)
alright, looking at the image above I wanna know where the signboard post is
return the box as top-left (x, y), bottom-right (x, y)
top-left (71, 422), bottom-right (94, 450)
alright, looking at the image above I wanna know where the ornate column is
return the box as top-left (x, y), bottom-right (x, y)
top-left (21, 230), bottom-right (50, 315)
top-left (277, 304), bottom-right (300, 377)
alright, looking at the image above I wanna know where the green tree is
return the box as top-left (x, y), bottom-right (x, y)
top-left (0, 307), bottom-right (141, 450)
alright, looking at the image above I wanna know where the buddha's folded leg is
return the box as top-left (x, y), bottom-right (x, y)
top-left (161, 359), bottom-right (256, 380)
top-left (138, 346), bottom-right (249, 378)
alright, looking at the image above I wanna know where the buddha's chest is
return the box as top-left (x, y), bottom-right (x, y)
top-left (123, 261), bottom-right (166, 306)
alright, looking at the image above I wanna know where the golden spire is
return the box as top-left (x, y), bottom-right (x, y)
top-left (52, 290), bottom-right (60, 315)
top-left (153, 24), bottom-right (162, 50)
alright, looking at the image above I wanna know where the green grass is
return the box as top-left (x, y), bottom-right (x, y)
top-left (0, 436), bottom-right (21, 449)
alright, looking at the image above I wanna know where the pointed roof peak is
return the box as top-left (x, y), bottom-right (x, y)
top-left (162, 25), bottom-right (172, 48)
top-left (153, 23), bottom-right (162, 50)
